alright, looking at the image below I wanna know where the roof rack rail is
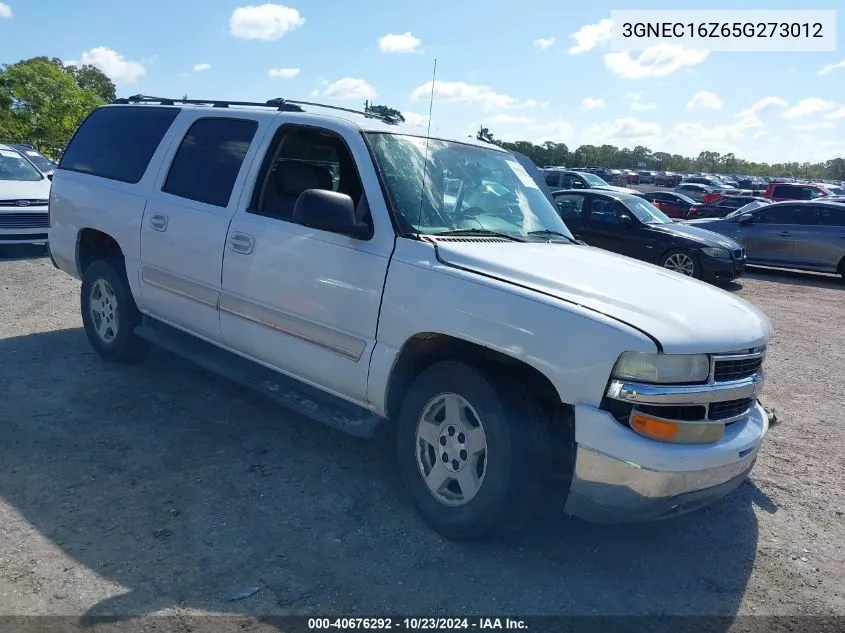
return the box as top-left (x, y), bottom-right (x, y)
top-left (111, 95), bottom-right (401, 124)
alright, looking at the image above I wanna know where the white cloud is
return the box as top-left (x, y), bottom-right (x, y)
top-left (409, 81), bottom-right (536, 111)
top-left (587, 117), bottom-right (661, 142)
top-left (321, 77), bottom-right (376, 100)
top-left (826, 107), bottom-right (845, 121)
top-left (624, 91), bottom-right (658, 111)
top-left (782, 97), bottom-right (835, 119)
top-left (0, 3), bottom-right (12, 19)
top-left (686, 90), bottom-right (724, 110)
top-left (193, 63), bottom-right (211, 72)
top-left (530, 119), bottom-right (574, 144)
top-left (309, 89), bottom-right (320, 97)
top-left (402, 112), bottom-right (430, 126)
top-left (268, 67), bottom-right (300, 79)
top-left (739, 96), bottom-right (789, 118)
top-left (534, 37), bottom-right (555, 50)
top-left (67, 47), bottom-right (146, 84)
top-left (817, 59), bottom-right (845, 76)
top-left (483, 114), bottom-right (535, 126)
top-left (581, 97), bottom-right (606, 111)
top-left (569, 18), bottom-right (612, 54)
top-left (604, 44), bottom-right (709, 79)
top-left (229, 4), bottom-right (304, 41)
top-left (377, 32), bottom-right (421, 53)
top-left (791, 121), bottom-right (836, 132)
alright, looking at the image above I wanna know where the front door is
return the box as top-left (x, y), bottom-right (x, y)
top-left (139, 114), bottom-right (266, 340)
top-left (219, 122), bottom-right (393, 404)
top-left (732, 204), bottom-right (798, 265)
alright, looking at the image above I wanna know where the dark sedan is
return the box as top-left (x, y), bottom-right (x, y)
top-left (687, 196), bottom-right (770, 219)
top-left (640, 191), bottom-right (697, 219)
top-left (686, 200), bottom-right (845, 278)
top-left (552, 189), bottom-right (746, 282)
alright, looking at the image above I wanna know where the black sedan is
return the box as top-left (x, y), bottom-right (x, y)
top-left (640, 191), bottom-right (697, 219)
top-left (552, 189), bottom-right (747, 282)
top-left (686, 196), bottom-right (771, 219)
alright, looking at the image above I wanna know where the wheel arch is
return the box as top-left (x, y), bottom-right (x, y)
top-left (76, 228), bottom-right (125, 277)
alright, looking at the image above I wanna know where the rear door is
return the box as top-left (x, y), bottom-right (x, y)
top-left (552, 193), bottom-right (587, 237)
top-left (791, 205), bottom-right (844, 271)
top-left (139, 114), bottom-right (267, 340)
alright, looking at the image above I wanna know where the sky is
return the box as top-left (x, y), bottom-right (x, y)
top-left (2, 0), bottom-right (845, 164)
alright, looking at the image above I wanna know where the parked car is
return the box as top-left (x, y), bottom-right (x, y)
top-left (702, 188), bottom-right (754, 205)
top-left (687, 200), bottom-right (845, 278)
top-left (763, 182), bottom-right (837, 202)
top-left (674, 182), bottom-right (715, 202)
top-left (640, 190), bottom-right (697, 219)
top-left (624, 170), bottom-right (640, 184)
top-left (687, 196), bottom-right (771, 220)
top-left (679, 176), bottom-right (724, 189)
top-left (0, 144), bottom-right (52, 245)
top-left (552, 189), bottom-right (747, 282)
top-left (654, 171), bottom-right (682, 187)
top-left (636, 170), bottom-right (655, 184)
top-left (542, 168), bottom-right (640, 195)
top-left (48, 96), bottom-right (772, 540)
top-left (11, 144), bottom-right (56, 176)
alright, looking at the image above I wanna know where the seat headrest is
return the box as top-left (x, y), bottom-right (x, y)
top-left (274, 161), bottom-right (333, 196)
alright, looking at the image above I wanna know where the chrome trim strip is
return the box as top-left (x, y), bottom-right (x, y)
top-left (218, 293), bottom-right (366, 361)
top-left (140, 266), bottom-right (219, 309)
top-left (607, 373), bottom-right (763, 405)
top-left (712, 352), bottom-right (764, 362)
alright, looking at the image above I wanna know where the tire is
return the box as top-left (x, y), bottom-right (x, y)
top-left (838, 257), bottom-right (845, 282)
top-left (396, 360), bottom-right (548, 541)
top-left (660, 248), bottom-right (701, 279)
top-left (80, 258), bottom-right (150, 362)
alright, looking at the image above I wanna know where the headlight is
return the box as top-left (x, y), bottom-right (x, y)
top-left (612, 352), bottom-right (710, 384)
top-left (701, 246), bottom-right (730, 259)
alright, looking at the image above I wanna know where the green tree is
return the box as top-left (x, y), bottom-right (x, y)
top-left (363, 100), bottom-right (405, 123)
top-left (68, 64), bottom-right (117, 102)
top-left (476, 125), bottom-right (498, 145)
top-left (0, 57), bottom-right (104, 151)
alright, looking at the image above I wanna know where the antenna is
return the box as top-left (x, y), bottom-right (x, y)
top-left (415, 58), bottom-right (437, 233)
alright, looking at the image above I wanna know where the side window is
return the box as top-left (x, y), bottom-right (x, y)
top-left (817, 206), bottom-right (845, 227)
top-left (772, 185), bottom-right (796, 199)
top-left (544, 171), bottom-right (559, 187)
top-left (803, 187), bottom-right (824, 200)
top-left (559, 174), bottom-right (573, 189)
top-left (589, 199), bottom-right (620, 225)
top-left (249, 126), bottom-right (364, 224)
top-left (162, 117), bottom-right (257, 207)
top-left (757, 205), bottom-right (800, 224)
top-left (554, 194), bottom-right (585, 220)
top-left (59, 106), bottom-right (179, 183)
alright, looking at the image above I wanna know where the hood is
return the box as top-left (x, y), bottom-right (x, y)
top-left (433, 241), bottom-right (770, 353)
top-left (647, 221), bottom-right (741, 249)
top-left (597, 184), bottom-right (640, 195)
top-left (0, 178), bottom-right (51, 205)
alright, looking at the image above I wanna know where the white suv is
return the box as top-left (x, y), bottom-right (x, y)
top-left (48, 96), bottom-right (772, 540)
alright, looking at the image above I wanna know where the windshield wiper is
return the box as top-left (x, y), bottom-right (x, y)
top-left (526, 229), bottom-right (578, 243)
top-left (433, 228), bottom-right (527, 242)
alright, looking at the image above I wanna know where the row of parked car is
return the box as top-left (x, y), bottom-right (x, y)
top-left (541, 167), bottom-right (845, 282)
top-left (0, 143), bottom-right (57, 246)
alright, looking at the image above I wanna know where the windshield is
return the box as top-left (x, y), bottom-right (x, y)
top-left (825, 185), bottom-right (845, 195)
top-left (366, 133), bottom-right (574, 240)
top-left (624, 197), bottom-right (672, 224)
top-left (672, 192), bottom-right (697, 205)
top-left (0, 149), bottom-right (44, 181)
top-left (726, 199), bottom-right (771, 219)
top-left (580, 172), bottom-right (609, 187)
top-left (21, 150), bottom-right (54, 172)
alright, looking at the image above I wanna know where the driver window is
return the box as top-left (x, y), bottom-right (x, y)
top-left (249, 127), bottom-right (364, 223)
top-left (590, 199), bottom-right (620, 225)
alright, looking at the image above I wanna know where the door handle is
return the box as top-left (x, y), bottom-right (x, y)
top-left (228, 232), bottom-right (254, 255)
top-left (778, 231), bottom-right (793, 237)
top-left (149, 213), bottom-right (168, 231)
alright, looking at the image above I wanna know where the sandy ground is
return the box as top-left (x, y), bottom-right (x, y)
top-left (0, 246), bottom-right (843, 630)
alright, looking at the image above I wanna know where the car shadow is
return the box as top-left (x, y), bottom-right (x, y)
top-left (0, 328), bottom-right (767, 629)
top-left (0, 244), bottom-right (48, 261)
top-left (744, 266), bottom-right (842, 290)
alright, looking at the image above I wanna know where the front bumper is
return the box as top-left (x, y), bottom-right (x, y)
top-left (700, 252), bottom-right (746, 281)
top-left (565, 400), bottom-right (767, 523)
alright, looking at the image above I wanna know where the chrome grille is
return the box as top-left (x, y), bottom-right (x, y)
top-left (0, 212), bottom-right (50, 229)
top-left (708, 398), bottom-right (754, 421)
top-left (714, 356), bottom-right (763, 382)
top-left (0, 199), bottom-right (49, 207)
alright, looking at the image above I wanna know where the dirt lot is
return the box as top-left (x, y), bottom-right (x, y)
top-left (0, 247), bottom-right (843, 628)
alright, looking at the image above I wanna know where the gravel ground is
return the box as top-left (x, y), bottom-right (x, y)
top-left (0, 247), bottom-right (843, 629)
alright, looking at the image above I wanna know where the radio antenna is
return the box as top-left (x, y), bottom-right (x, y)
top-left (415, 58), bottom-right (437, 233)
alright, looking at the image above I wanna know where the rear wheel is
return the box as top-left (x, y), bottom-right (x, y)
top-left (396, 361), bottom-right (548, 540)
top-left (660, 249), bottom-right (700, 279)
top-left (81, 258), bottom-right (150, 362)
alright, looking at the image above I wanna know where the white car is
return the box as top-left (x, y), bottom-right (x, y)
top-left (48, 97), bottom-right (772, 540)
top-left (0, 145), bottom-right (52, 245)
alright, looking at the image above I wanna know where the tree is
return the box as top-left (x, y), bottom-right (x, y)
top-left (0, 57), bottom-right (104, 151)
top-left (68, 64), bottom-right (116, 102)
top-left (363, 100), bottom-right (405, 123)
top-left (476, 125), bottom-right (497, 144)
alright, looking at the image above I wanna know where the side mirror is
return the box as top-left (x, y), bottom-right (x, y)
top-left (737, 213), bottom-right (754, 225)
top-left (293, 189), bottom-right (369, 239)
top-left (570, 180), bottom-right (585, 189)
top-left (619, 214), bottom-right (634, 226)
top-left (46, 173), bottom-right (53, 181)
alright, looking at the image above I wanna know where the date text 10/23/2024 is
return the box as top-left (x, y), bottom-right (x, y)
top-left (609, 9), bottom-right (837, 52)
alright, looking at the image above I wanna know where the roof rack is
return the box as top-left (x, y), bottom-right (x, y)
top-left (111, 95), bottom-right (401, 124)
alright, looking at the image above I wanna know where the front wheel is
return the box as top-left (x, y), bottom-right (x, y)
top-left (660, 249), bottom-right (700, 279)
top-left (81, 258), bottom-right (150, 362)
top-left (396, 361), bottom-right (547, 540)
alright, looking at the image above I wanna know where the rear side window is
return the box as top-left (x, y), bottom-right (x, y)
top-left (544, 171), bottom-right (559, 187)
top-left (772, 185), bottom-right (798, 199)
top-left (816, 206), bottom-right (845, 226)
top-left (59, 106), bottom-right (179, 183)
top-left (162, 117), bottom-right (258, 207)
